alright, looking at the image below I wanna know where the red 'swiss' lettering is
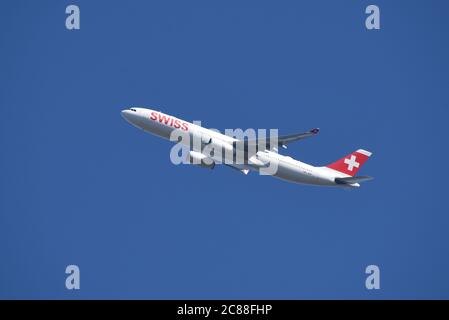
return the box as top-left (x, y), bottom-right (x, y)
top-left (149, 111), bottom-right (189, 131)
top-left (158, 114), bottom-right (171, 125)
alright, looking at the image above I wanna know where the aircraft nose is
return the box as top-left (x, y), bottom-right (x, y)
top-left (121, 109), bottom-right (131, 119)
top-left (121, 109), bottom-right (136, 123)
top-left (121, 108), bottom-right (142, 128)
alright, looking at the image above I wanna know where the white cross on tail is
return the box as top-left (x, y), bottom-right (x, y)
top-left (344, 155), bottom-right (360, 171)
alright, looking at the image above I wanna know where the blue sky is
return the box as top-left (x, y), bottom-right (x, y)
top-left (1, 0), bottom-right (449, 299)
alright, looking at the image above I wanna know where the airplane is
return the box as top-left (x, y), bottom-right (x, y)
top-left (121, 107), bottom-right (373, 188)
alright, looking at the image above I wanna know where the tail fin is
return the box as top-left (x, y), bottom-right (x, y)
top-left (326, 149), bottom-right (372, 176)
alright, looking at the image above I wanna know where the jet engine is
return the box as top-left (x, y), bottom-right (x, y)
top-left (187, 151), bottom-right (215, 169)
top-left (201, 134), bottom-right (212, 145)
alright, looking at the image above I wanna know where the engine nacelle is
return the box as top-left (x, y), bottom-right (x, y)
top-left (207, 139), bottom-right (234, 163)
top-left (187, 151), bottom-right (215, 169)
top-left (201, 134), bottom-right (212, 145)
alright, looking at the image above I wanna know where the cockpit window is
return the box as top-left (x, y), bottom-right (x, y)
top-left (130, 108), bottom-right (137, 112)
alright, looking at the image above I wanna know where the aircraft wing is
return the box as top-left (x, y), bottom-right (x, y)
top-left (275, 128), bottom-right (320, 147)
top-left (224, 164), bottom-right (250, 175)
top-left (242, 128), bottom-right (320, 151)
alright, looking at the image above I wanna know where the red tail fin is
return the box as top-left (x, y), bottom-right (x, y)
top-left (326, 149), bottom-right (372, 176)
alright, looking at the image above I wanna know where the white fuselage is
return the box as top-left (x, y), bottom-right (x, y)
top-left (121, 108), bottom-right (355, 187)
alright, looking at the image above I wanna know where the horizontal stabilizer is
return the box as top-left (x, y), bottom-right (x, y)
top-left (335, 176), bottom-right (374, 185)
